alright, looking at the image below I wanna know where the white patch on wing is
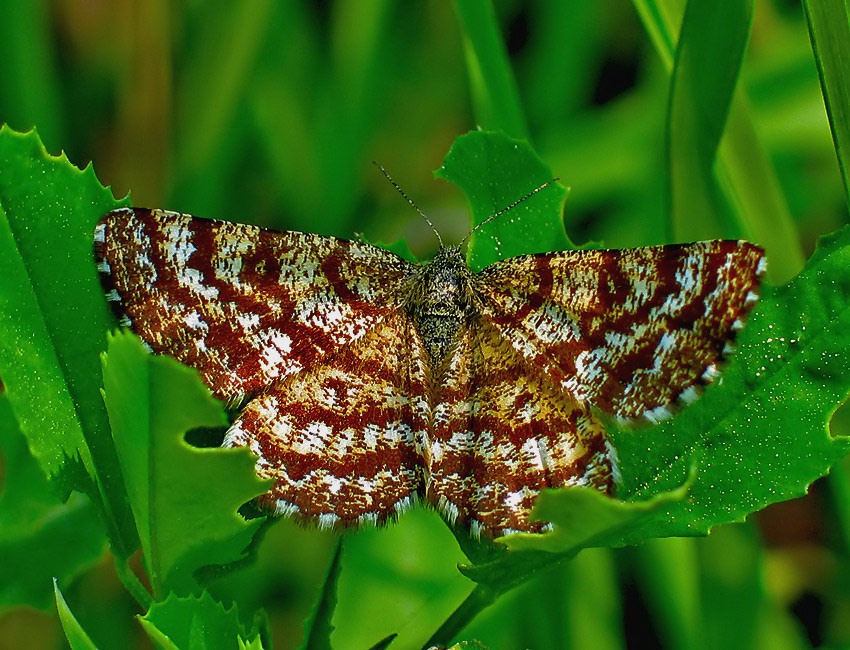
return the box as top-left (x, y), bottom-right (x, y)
top-left (527, 303), bottom-right (581, 344)
top-left (184, 311), bottom-right (207, 330)
top-left (363, 423), bottom-right (380, 450)
top-left (318, 513), bottom-right (339, 528)
top-left (438, 495), bottom-right (460, 523)
top-left (257, 330), bottom-right (294, 374)
top-left (236, 312), bottom-right (261, 331)
top-left (215, 255), bottom-right (243, 284)
top-left (358, 511), bottom-right (379, 526)
top-left (520, 437), bottom-right (547, 471)
top-left (680, 385), bottom-right (700, 404)
top-left (274, 500), bottom-right (300, 517)
top-left (291, 420), bottom-right (333, 455)
top-left (701, 363), bottom-right (720, 382)
top-left (504, 490), bottom-right (526, 510)
top-left (643, 405), bottom-right (672, 424)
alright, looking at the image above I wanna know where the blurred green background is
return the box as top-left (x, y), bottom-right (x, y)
top-left (1, 1), bottom-right (849, 648)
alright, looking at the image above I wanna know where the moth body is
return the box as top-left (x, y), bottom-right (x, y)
top-left (406, 244), bottom-right (476, 368)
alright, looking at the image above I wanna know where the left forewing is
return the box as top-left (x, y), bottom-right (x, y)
top-left (95, 208), bottom-right (415, 403)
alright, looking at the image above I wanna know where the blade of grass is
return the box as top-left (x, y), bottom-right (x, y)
top-left (716, 99), bottom-right (806, 282)
top-left (521, 0), bottom-right (602, 127)
top-left (633, 0), bottom-right (804, 282)
top-left (173, 0), bottom-right (274, 190)
top-left (564, 549), bottom-right (623, 650)
top-left (631, 0), bottom-right (681, 71)
top-left (632, 537), bottom-right (701, 650)
top-left (796, 8), bottom-right (850, 634)
top-left (0, 0), bottom-right (66, 150)
top-left (317, 0), bottom-right (394, 234)
top-left (666, 0), bottom-right (753, 241)
top-left (249, 3), bottom-right (321, 232)
top-left (697, 524), bottom-right (767, 650)
top-left (453, 0), bottom-right (529, 139)
top-left (801, 0), bottom-right (850, 208)
top-left (0, 126), bottom-right (138, 557)
top-left (299, 538), bottom-right (343, 650)
top-left (111, 0), bottom-right (172, 207)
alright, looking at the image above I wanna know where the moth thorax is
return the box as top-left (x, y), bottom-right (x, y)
top-left (408, 246), bottom-right (474, 367)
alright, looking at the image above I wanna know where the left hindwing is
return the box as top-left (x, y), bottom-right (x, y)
top-left (225, 314), bottom-right (430, 528)
top-left (474, 240), bottom-right (766, 422)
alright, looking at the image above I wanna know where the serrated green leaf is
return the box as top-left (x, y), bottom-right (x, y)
top-left (0, 396), bottom-right (104, 609)
top-left (457, 479), bottom-right (690, 590)
top-left (139, 591), bottom-right (260, 650)
top-left (609, 226), bottom-right (850, 542)
top-left (499, 478), bottom-right (690, 555)
top-left (299, 538), bottom-right (343, 650)
top-left (429, 131), bottom-right (850, 642)
top-left (101, 331), bottom-right (269, 596)
top-left (0, 125), bottom-right (137, 556)
top-left (53, 579), bottom-right (99, 650)
top-left (439, 132), bottom-right (850, 550)
top-left (435, 131), bottom-right (570, 271)
top-left (238, 637), bottom-right (266, 650)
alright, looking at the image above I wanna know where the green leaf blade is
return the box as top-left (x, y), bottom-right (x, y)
top-left (614, 226), bottom-right (850, 543)
top-left (435, 131), bottom-right (570, 270)
top-left (0, 197), bottom-right (93, 489)
top-left (139, 591), bottom-right (261, 650)
top-left (102, 331), bottom-right (269, 596)
top-left (0, 396), bottom-right (104, 609)
top-left (0, 125), bottom-right (137, 555)
top-left (53, 579), bottom-right (99, 650)
top-left (430, 132), bottom-right (850, 635)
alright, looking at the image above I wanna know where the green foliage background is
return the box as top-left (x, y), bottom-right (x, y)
top-left (1, 1), bottom-right (850, 649)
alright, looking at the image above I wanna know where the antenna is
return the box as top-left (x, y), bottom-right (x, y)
top-left (373, 162), bottom-right (444, 248)
top-left (459, 178), bottom-right (559, 247)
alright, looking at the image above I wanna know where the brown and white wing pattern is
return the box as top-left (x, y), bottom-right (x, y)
top-left (95, 206), bottom-right (766, 536)
top-left (425, 318), bottom-right (616, 536)
top-left (225, 315), bottom-right (430, 527)
top-left (476, 241), bottom-right (766, 423)
top-left (95, 208), bottom-right (414, 404)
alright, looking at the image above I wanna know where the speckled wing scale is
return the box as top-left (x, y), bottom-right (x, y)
top-left (95, 206), bottom-right (766, 536)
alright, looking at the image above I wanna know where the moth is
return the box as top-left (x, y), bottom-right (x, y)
top-left (94, 192), bottom-right (765, 536)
